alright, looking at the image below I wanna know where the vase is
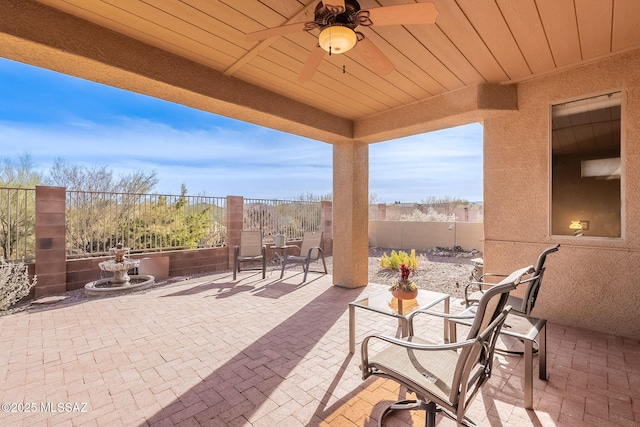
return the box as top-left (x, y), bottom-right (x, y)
top-left (391, 288), bottom-right (418, 300)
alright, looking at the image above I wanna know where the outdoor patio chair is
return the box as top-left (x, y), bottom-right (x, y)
top-left (463, 244), bottom-right (560, 316)
top-left (462, 244), bottom-right (559, 357)
top-left (233, 230), bottom-right (266, 281)
top-left (279, 231), bottom-right (327, 282)
top-left (361, 265), bottom-right (535, 427)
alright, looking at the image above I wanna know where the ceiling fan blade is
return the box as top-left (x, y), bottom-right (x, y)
top-left (298, 46), bottom-right (327, 82)
top-left (353, 37), bottom-right (394, 76)
top-left (368, 3), bottom-right (438, 26)
top-left (321, 0), bottom-right (346, 9)
top-left (245, 22), bottom-right (307, 42)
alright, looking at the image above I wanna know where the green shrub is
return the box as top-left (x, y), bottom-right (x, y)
top-left (379, 249), bottom-right (419, 270)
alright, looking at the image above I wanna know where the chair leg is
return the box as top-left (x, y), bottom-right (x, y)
top-left (233, 246), bottom-right (239, 281)
top-left (302, 258), bottom-right (310, 282)
top-left (425, 401), bottom-right (437, 427)
top-left (280, 257), bottom-right (286, 279)
top-left (377, 400), bottom-right (439, 427)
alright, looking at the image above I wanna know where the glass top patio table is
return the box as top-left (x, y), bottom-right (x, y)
top-left (348, 289), bottom-right (450, 353)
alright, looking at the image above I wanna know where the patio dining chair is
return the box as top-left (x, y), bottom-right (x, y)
top-left (361, 265), bottom-right (535, 427)
top-left (462, 244), bottom-right (559, 356)
top-left (463, 244), bottom-right (560, 316)
top-left (279, 231), bottom-right (327, 282)
top-left (233, 230), bottom-right (266, 281)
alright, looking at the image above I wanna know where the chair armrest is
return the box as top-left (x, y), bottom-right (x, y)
top-left (463, 273), bottom-right (509, 306)
top-left (407, 308), bottom-right (475, 336)
top-left (306, 246), bottom-right (323, 259)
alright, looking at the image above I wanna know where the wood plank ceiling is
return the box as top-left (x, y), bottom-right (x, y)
top-left (34, 0), bottom-right (640, 123)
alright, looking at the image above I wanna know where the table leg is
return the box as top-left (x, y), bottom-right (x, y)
top-left (450, 322), bottom-right (458, 343)
top-left (400, 318), bottom-right (409, 337)
top-left (349, 304), bottom-right (355, 354)
top-left (525, 338), bottom-right (533, 409)
top-left (539, 322), bottom-right (547, 380)
top-left (443, 296), bottom-right (450, 343)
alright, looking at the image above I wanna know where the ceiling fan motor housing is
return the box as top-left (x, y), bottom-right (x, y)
top-left (309, 0), bottom-right (372, 32)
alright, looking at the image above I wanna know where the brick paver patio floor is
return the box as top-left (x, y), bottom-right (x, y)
top-left (1, 267), bottom-right (639, 426)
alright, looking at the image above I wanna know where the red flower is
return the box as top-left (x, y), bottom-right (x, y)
top-left (399, 263), bottom-right (412, 281)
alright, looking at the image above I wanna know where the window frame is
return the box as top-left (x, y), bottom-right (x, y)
top-left (549, 90), bottom-right (625, 239)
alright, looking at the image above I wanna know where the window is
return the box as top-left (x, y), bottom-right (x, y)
top-left (551, 92), bottom-right (621, 238)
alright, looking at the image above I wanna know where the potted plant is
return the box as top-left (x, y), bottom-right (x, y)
top-left (390, 263), bottom-right (418, 300)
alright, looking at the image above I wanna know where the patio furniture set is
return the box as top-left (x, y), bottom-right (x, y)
top-left (233, 230), bottom-right (327, 282)
top-left (353, 244), bottom-right (559, 426)
top-left (233, 230), bottom-right (559, 426)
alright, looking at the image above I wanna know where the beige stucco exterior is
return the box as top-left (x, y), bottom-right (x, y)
top-left (369, 221), bottom-right (484, 253)
top-left (484, 49), bottom-right (640, 338)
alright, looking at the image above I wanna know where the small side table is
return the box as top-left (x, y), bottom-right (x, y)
top-left (269, 245), bottom-right (296, 265)
top-left (348, 289), bottom-right (450, 354)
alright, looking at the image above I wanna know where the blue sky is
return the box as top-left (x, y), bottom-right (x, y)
top-left (0, 57), bottom-right (483, 203)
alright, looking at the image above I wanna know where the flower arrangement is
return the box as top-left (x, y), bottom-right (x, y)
top-left (390, 263), bottom-right (417, 292)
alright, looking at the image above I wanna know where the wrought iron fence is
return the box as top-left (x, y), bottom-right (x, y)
top-left (66, 191), bottom-right (226, 258)
top-left (243, 198), bottom-right (321, 242)
top-left (0, 187), bottom-right (324, 261)
top-left (0, 187), bottom-right (36, 262)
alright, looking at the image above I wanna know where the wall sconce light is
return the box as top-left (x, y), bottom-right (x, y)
top-left (569, 220), bottom-right (583, 236)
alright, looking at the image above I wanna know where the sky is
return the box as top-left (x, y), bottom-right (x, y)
top-left (0, 57), bottom-right (483, 203)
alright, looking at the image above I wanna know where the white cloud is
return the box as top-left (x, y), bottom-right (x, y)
top-left (1, 118), bottom-right (333, 198)
top-left (369, 124), bottom-right (483, 202)
top-left (2, 113), bottom-right (482, 203)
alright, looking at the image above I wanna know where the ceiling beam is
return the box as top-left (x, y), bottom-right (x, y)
top-left (353, 83), bottom-right (518, 143)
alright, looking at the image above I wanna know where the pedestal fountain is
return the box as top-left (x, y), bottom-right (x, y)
top-left (84, 243), bottom-right (155, 296)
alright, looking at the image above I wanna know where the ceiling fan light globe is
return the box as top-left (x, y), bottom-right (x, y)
top-left (318, 26), bottom-right (357, 54)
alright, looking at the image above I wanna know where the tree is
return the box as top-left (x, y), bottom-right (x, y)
top-left (0, 153), bottom-right (41, 260)
top-left (419, 195), bottom-right (470, 218)
top-left (294, 192), bottom-right (332, 202)
top-left (46, 158), bottom-right (158, 193)
top-left (132, 185), bottom-right (211, 251)
top-left (47, 159), bottom-right (160, 255)
top-left (0, 153), bottom-right (42, 188)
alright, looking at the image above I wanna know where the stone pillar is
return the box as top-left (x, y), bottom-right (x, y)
top-left (377, 203), bottom-right (386, 220)
top-left (226, 196), bottom-right (243, 267)
top-left (34, 186), bottom-right (67, 297)
top-left (332, 142), bottom-right (369, 288)
top-left (320, 200), bottom-right (333, 256)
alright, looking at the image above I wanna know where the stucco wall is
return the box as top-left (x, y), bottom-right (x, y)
top-left (368, 221), bottom-right (484, 252)
top-left (484, 48), bottom-right (640, 338)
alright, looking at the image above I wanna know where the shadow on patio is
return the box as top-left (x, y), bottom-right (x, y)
top-left (0, 269), bottom-right (638, 426)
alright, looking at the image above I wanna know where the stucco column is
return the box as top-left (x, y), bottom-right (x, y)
top-left (332, 142), bottom-right (369, 288)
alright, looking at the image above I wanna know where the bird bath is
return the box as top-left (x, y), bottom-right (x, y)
top-left (84, 243), bottom-right (155, 296)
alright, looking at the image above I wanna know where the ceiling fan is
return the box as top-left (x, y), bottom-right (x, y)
top-left (245, 0), bottom-right (438, 82)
